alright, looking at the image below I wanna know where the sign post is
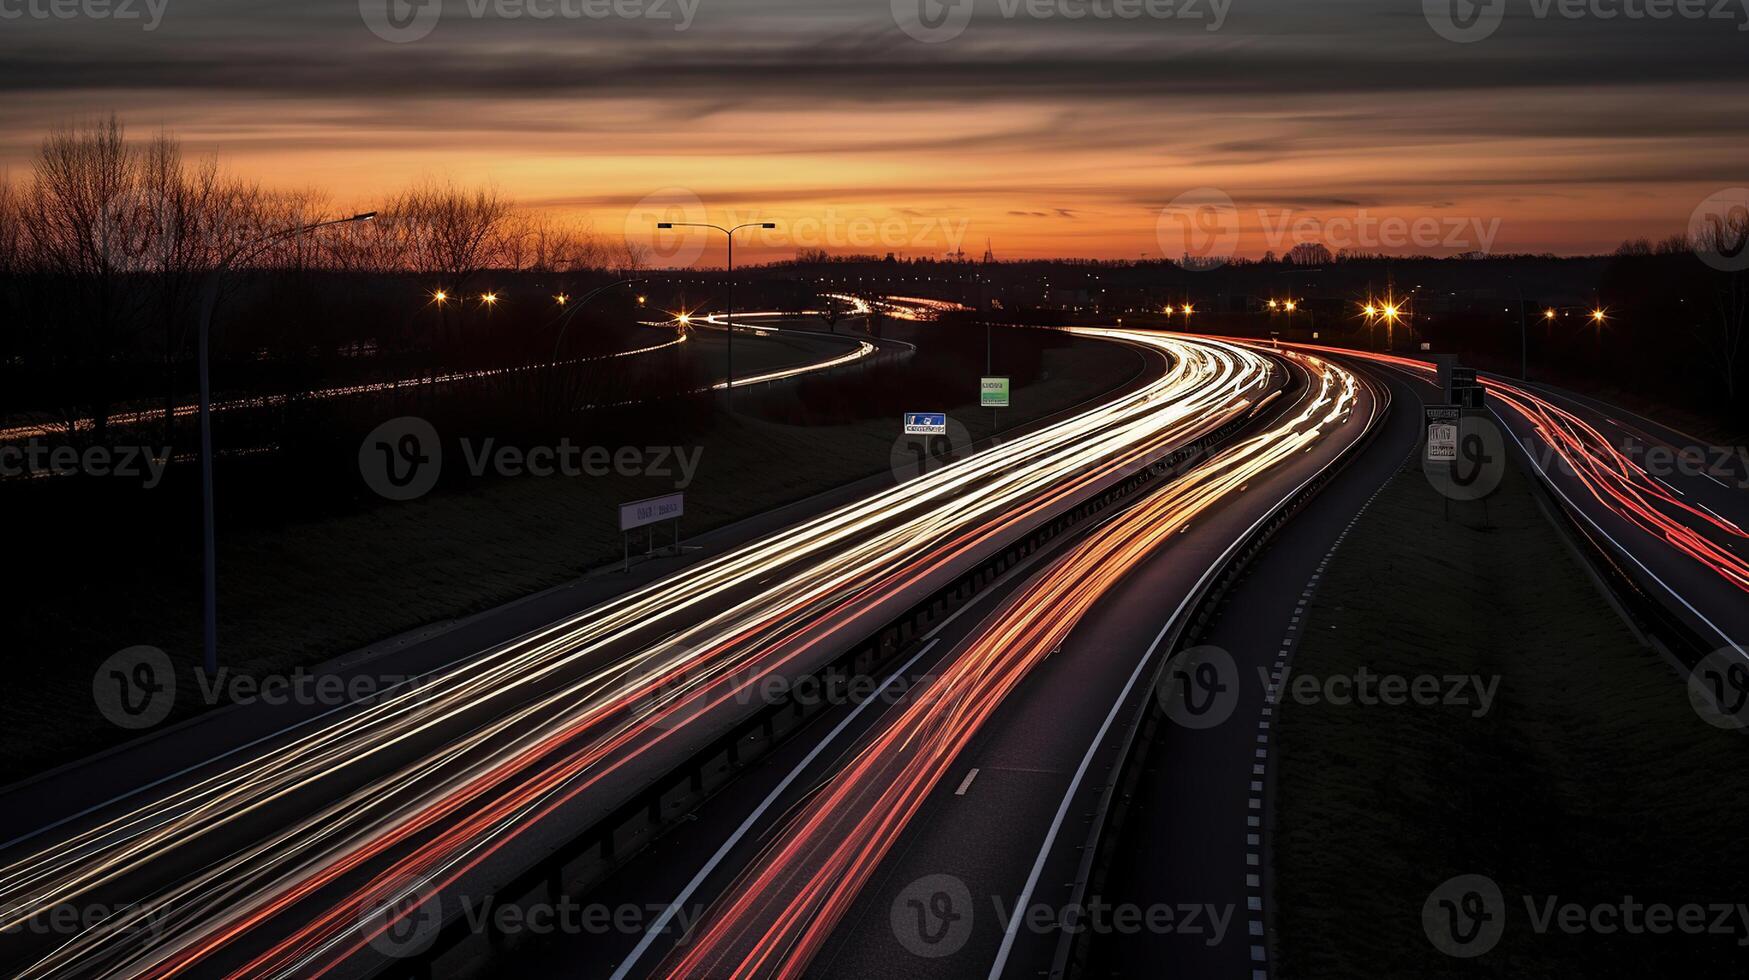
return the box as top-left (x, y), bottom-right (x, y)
top-left (904, 412), bottom-right (948, 436)
top-left (1425, 405), bottom-right (1460, 520)
top-left (980, 377), bottom-right (1009, 435)
top-left (619, 492), bottom-right (685, 572)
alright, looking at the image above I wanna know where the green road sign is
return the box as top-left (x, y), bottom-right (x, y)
top-left (980, 376), bottom-right (1011, 409)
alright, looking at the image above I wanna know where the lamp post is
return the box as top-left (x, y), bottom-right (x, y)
top-left (656, 221), bottom-right (776, 395)
top-left (549, 278), bottom-right (649, 365)
top-left (196, 211), bottom-right (375, 675)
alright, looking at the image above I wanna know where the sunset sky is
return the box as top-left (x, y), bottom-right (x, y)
top-left (2, 0), bottom-right (1745, 265)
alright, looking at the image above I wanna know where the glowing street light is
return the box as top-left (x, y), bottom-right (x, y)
top-left (656, 219), bottom-right (779, 395)
top-left (1545, 309), bottom-right (1557, 320)
top-left (1283, 300), bottom-right (1297, 312)
top-left (433, 289), bottom-right (449, 305)
top-left (555, 293), bottom-right (569, 306)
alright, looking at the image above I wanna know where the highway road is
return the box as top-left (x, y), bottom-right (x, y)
top-left (0, 330), bottom-right (1275, 979)
top-left (498, 346), bottom-right (1385, 980)
top-left (1300, 346), bottom-right (1748, 649)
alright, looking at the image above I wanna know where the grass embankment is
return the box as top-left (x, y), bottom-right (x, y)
top-left (1275, 453), bottom-right (1748, 977)
top-left (5, 336), bottom-right (1139, 785)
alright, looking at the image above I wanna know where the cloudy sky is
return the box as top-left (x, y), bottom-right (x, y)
top-left (2, 0), bottom-right (1745, 262)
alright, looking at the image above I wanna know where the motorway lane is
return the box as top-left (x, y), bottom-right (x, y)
top-left (1307, 347), bottom-right (1748, 648)
top-left (796, 352), bottom-right (1381, 980)
top-left (0, 332), bottom-right (1272, 979)
top-left (1517, 380), bottom-right (1749, 530)
top-left (548, 350), bottom-right (1381, 980)
top-left (1089, 361), bottom-right (1421, 979)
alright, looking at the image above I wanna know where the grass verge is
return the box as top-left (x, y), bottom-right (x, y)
top-left (1275, 450), bottom-right (1748, 977)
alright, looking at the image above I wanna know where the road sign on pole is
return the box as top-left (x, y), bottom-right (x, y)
top-left (620, 492), bottom-right (685, 572)
top-left (979, 377), bottom-right (1010, 409)
top-left (904, 412), bottom-right (949, 435)
top-left (1425, 405), bottom-right (1461, 462)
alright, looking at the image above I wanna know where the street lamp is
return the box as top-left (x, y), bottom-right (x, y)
top-left (549, 278), bottom-right (648, 365)
top-left (656, 221), bottom-right (777, 395)
top-left (196, 210), bottom-right (376, 675)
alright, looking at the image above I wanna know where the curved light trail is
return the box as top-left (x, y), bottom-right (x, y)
top-left (1299, 345), bottom-right (1749, 596)
top-left (0, 330), bottom-right (1274, 979)
top-left (0, 328), bottom-right (689, 444)
top-left (658, 352), bottom-right (1362, 980)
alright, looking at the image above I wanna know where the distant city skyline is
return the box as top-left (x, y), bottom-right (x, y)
top-left (2, 0), bottom-right (1744, 263)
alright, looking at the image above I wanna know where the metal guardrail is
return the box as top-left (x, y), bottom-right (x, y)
top-left (370, 361), bottom-right (1292, 980)
top-left (1049, 363), bottom-right (1395, 980)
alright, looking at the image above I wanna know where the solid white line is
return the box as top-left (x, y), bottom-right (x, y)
top-left (609, 638), bottom-right (940, 980)
top-left (955, 769), bottom-right (981, 796)
top-left (985, 388), bottom-right (1382, 980)
top-left (1496, 413), bottom-right (1743, 651)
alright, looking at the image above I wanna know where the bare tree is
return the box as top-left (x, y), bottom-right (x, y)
top-left (24, 115), bottom-right (157, 436)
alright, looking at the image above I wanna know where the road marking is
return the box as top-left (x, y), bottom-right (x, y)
top-left (956, 768), bottom-right (981, 796)
top-left (609, 638), bottom-right (940, 980)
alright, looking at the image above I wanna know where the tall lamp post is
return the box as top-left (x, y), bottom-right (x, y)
top-left (656, 221), bottom-right (775, 395)
top-left (196, 211), bottom-right (375, 674)
top-left (549, 278), bottom-right (649, 364)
